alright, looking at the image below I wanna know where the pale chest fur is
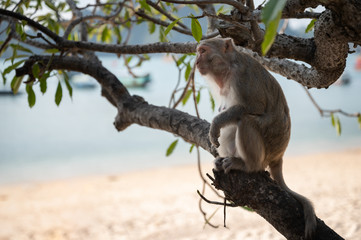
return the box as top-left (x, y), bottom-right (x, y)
top-left (219, 87), bottom-right (238, 112)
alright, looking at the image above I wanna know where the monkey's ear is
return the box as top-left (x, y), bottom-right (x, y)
top-left (224, 38), bottom-right (235, 53)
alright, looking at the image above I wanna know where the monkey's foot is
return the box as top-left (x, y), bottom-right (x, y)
top-left (214, 157), bottom-right (224, 171)
top-left (215, 157), bottom-right (245, 174)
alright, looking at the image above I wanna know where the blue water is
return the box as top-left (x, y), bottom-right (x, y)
top-left (0, 55), bottom-right (360, 184)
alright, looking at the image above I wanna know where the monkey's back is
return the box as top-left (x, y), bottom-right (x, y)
top-left (233, 51), bottom-right (291, 163)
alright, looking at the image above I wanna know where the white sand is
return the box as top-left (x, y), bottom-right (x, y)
top-left (0, 149), bottom-right (360, 240)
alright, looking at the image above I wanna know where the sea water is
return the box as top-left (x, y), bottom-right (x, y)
top-left (0, 55), bottom-right (360, 184)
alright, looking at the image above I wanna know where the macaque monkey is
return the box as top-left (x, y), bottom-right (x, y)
top-left (196, 38), bottom-right (317, 239)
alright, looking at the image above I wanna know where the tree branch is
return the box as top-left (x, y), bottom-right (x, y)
top-left (60, 40), bottom-right (197, 54)
top-left (0, 8), bottom-right (62, 44)
top-left (236, 46), bottom-right (343, 88)
top-left (212, 170), bottom-right (344, 240)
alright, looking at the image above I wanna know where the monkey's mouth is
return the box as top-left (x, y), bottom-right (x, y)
top-left (197, 66), bottom-right (207, 75)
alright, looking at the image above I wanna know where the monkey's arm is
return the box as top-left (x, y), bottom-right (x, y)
top-left (209, 105), bottom-right (245, 147)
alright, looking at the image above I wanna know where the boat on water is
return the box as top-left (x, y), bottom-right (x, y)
top-left (0, 89), bottom-right (21, 96)
top-left (118, 74), bottom-right (151, 88)
top-left (70, 73), bottom-right (151, 89)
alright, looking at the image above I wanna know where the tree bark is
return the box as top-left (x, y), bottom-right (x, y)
top-left (212, 170), bottom-right (345, 240)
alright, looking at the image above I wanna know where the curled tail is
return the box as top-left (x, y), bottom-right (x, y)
top-left (270, 159), bottom-right (317, 239)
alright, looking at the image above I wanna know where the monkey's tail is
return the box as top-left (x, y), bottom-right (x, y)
top-left (270, 159), bottom-right (317, 240)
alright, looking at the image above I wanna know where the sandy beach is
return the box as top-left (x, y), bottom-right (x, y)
top-left (0, 148), bottom-right (360, 240)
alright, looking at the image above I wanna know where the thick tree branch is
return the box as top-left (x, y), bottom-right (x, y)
top-left (60, 40), bottom-right (197, 54)
top-left (212, 170), bottom-right (344, 240)
top-left (237, 46), bottom-right (343, 88)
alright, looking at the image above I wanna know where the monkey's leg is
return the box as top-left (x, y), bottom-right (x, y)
top-left (235, 118), bottom-right (265, 172)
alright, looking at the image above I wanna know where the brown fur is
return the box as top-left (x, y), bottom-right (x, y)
top-left (196, 38), bottom-right (317, 239)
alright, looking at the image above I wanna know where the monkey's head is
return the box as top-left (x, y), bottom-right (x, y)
top-left (196, 38), bottom-right (235, 80)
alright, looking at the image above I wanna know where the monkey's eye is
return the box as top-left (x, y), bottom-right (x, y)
top-left (198, 47), bottom-right (206, 54)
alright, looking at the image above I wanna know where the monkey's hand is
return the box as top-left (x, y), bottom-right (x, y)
top-left (209, 121), bottom-right (221, 148)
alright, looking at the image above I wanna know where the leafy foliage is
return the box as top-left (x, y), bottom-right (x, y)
top-left (261, 0), bottom-right (286, 55)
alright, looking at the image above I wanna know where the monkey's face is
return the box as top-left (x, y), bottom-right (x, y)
top-left (196, 42), bottom-right (229, 78)
top-left (196, 44), bottom-right (211, 75)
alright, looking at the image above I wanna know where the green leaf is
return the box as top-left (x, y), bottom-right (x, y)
top-left (166, 139), bottom-right (179, 156)
top-left (164, 17), bottom-right (185, 36)
top-left (261, 0), bottom-right (287, 55)
top-left (45, 0), bottom-right (57, 11)
top-left (261, 0), bottom-right (286, 25)
top-left (242, 205), bottom-right (254, 212)
top-left (44, 48), bottom-right (60, 53)
top-left (1, 71), bottom-right (5, 85)
top-left (191, 18), bottom-right (202, 42)
top-left (216, 6), bottom-right (224, 14)
top-left (3, 60), bottom-right (25, 76)
top-left (196, 90), bottom-right (201, 104)
top-left (55, 81), bottom-right (63, 106)
top-left (159, 27), bottom-right (167, 42)
top-left (10, 76), bottom-right (23, 94)
top-left (331, 113), bottom-right (335, 127)
top-left (184, 62), bottom-right (192, 81)
top-left (32, 63), bottom-right (40, 79)
top-left (139, 0), bottom-right (152, 12)
top-left (209, 91), bottom-right (215, 112)
top-left (182, 89), bottom-right (192, 105)
top-left (176, 54), bottom-right (187, 67)
top-left (101, 26), bottom-right (112, 43)
top-left (261, 11), bottom-right (282, 55)
top-left (305, 19), bottom-right (316, 33)
top-left (113, 26), bottom-right (122, 43)
top-left (357, 115), bottom-right (361, 129)
top-left (146, 22), bottom-right (155, 35)
top-left (10, 44), bottom-right (32, 53)
top-left (335, 117), bottom-right (341, 136)
top-left (126, 56), bottom-right (133, 64)
top-left (39, 74), bottom-right (48, 94)
top-left (189, 144), bottom-right (195, 153)
top-left (63, 72), bottom-right (73, 98)
top-left (26, 83), bottom-right (36, 108)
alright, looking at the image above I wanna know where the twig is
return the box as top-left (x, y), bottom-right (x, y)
top-left (146, 0), bottom-right (189, 30)
top-left (63, 8), bottom-right (122, 38)
top-left (76, 2), bottom-right (121, 10)
top-left (0, 9), bottom-right (61, 43)
top-left (223, 197), bottom-right (227, 227)
top-left (196, 148), bottom-right (219, 228)
top-left (135, 9), bottom-right (192, 35)
top-left (197, 190), bottom-right (237, 207)
top-left (160, 0), bottom-right (249, 14)
top-left (206, 172), bottom-right (215, 182)
top-left (303, 86), bottom-right (360, 118)
top-left (247, 0), bottom-right (263, 54)
top-left (0, 28), bottom-right (13, 54)
top-left (190, 62), bottom-right (200, 118)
